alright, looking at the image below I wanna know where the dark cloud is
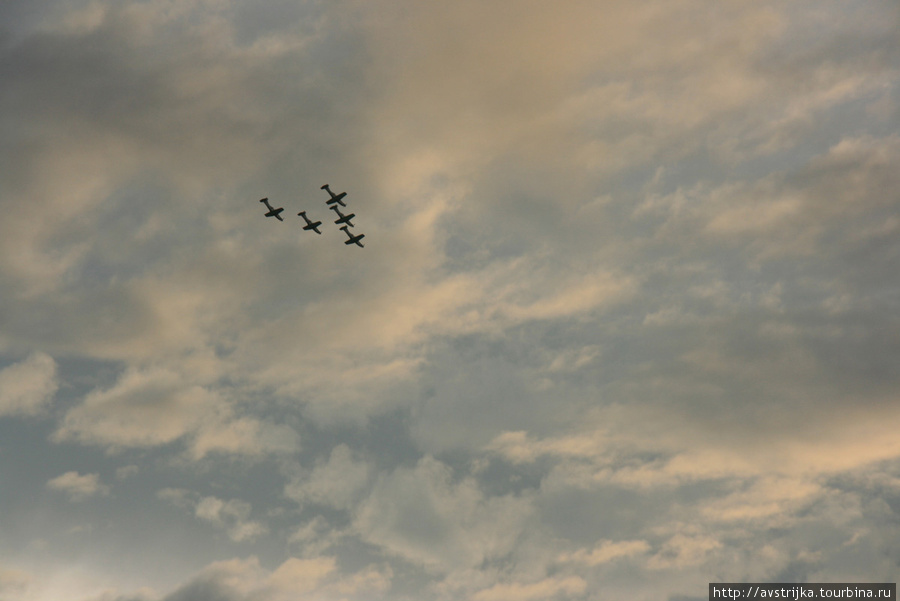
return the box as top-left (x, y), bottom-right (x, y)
top-left (163, 580), bottom-right (245, 601)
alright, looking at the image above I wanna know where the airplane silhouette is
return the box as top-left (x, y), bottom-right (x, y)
top-left (340, 225), bottom-right (365, 247)
top-left (329, 205), bottom-right (356, 227)
top-left (259, 198), bottom-right (284, 221)
top-left (321, 184), bottom-right (347, 207)
top-left (297, 211), bottom-right (323, 234)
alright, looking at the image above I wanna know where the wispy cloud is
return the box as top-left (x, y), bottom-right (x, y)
top-left (46, 471), bottom-right (110, 501)
top-left (158, 489), bottom-right (267, 543)
top-left (0, 352), bottom-right (57, 417)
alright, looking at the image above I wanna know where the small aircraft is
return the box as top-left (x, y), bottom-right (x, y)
top-left (321, 184), bottom-right (347, 207)
top-left (297, 211), bottom-right (323, 234)
top-left (259, 198), bottom-right (284, 221)
top-left (340, 225), bottom-right (365, 248)
top-left (329, 205), bottom-right (356, 227)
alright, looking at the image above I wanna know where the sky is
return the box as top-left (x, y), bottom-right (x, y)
top-left (0, 1), bottom-right (899, 600)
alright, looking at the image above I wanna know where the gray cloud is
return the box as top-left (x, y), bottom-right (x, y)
top-left (195, 497), bottom-right (267, 543)
top-left (158, 489), bottom-right (267, 544)
top-left (126, 555), bottom-right (387, 601)
top-left (283, 444), bottom-right (370, 510)
top-left (355, 455), bottom-right (533, 572)
top-left (0, 351), bottom-right (57, 417)
top-left (0, 0), bottom-right (898, 599)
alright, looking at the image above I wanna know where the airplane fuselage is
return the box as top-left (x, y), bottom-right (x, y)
top-left (321, 184), bottom-right (347, 207)
top-left (340, 225), bottom-right (365, 248)
top-left (329, 206), bottom-right (356, 227)
top-left (297, 211), bottom-right (323, 234)
top-left (259, 198), bottom-right (285, 220)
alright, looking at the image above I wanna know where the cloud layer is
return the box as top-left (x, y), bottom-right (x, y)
top-left (0, 0), bottom-right (898, 600)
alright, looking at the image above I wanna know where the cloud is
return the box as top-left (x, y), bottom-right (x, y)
top-left (158, 490), bottom-right (267, 543)
top-left (194, 496), bottom-right (267, 543)
top-left (699, 477), bottom-right (822, 524)
top-left (115, 464), bottom-right (139, 479)
top-left (1, 1), bottom-right (899, 599)
top-left (0, 0), bottom-right (355, 359)
top-left (156, 487), bottom-right (192, 510)
top-left (646, 533), bottom-right (723, 571)
top-left (54, 366), bottom-right (218, 449)
top-left (0, 351), bottom-right (58, 417)
top-left (267, 557), bottom-right (336, 596)
top-left (133, 555), bottom-right (389, 601)
top-left (284, 444), bottom-right (370, 510)
top-left (288, 516), bottom-right (345, 559)
top-left (472, 576), bottom-right (587, 601)
top-left (46, 471), bottom-right (110, 501)
top-left (190, 416), bottom-right (300, 460)
top-left (54, 365), bottom-right (299, 458)
top-left (559, 539), bottom-right (651, 566)
top-left (355, 456), bottom-right (533, 571)
top-left (488, 390), bottom-right (900, 494)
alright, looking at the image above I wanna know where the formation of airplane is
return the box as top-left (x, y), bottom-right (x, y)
top-left (256, 184), bottom-right (366, 248)
top-left (322, 184), bottom-right (364, 247)
top-left (297, 211), bottom-right (322, 234)
top-left (259, 198), bottom-right (284, 221)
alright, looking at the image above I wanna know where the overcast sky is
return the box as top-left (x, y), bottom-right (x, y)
top-left (1, 1), bottom-right (899, 600)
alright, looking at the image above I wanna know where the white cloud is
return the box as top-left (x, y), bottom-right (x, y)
top-left (472, 576), bottom-right (587, 601)
top-left (267, 557), bottom-right (336, 596)
top-left (646, 533), bottom-right (723, 570)
top-left (53, 365), bottom-right (299, 459)
top-left (559, 539), bottom-right (651, 566)
top-left (190, 416), bottom-right (300, 460)
top-left (699, 476), bottom-right (823, 524)
top-left (46, 471), bottom-right (110, 502)
top-left (355, 456), bottom-right (533, 571)
top-left (54, 367), bottom-right (215, 449)
top-left (130, 555), bottom-right (390, 601)
top-left (288, 516), bottom-right (344, 558)
top-left (0, 352), bottom-right (58, 417)
top-left (188, 495), bottom-right (268, 543)
top-left (157, 488), bottom-right (268, 543)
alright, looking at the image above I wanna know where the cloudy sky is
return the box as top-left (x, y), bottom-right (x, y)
top-left (1, 1), bottom-right (899, 600)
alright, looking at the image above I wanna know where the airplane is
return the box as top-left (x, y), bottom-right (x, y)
top-left (329, 205), bottom-right (356, 227)
top-left (320, 184), bottom-right (347, 207)
top-left (297, 211), bottom-right (323, 234)
top-left (340, 225), bottom-right (365, 247)
top-left (259, 198), bottom-right (284, 221)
